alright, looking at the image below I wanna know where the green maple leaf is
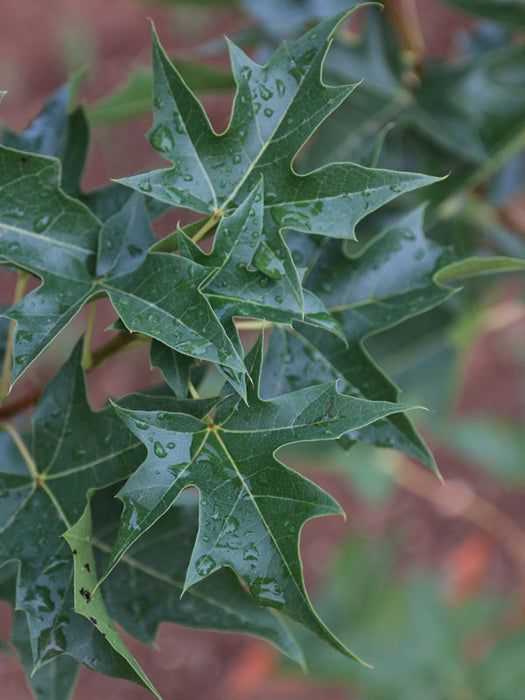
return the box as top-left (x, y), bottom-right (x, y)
top-left (0, 562), bottom-right (80, 700)
top-left (0, 344), bottom-right (160, 694)
top-left (101, 335), bottom-right (419, 661)
top-left (120, 10), bottom-right (437, 265)
top-left (0, 160), bottom-right (245, 386)
top-left (67, 487), bottom-right (302, 666)
top-left (0, 346), bottom-right (295, 698)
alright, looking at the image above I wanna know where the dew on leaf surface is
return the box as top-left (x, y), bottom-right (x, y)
top-left (252, 577), bottom-right (285, 608)
top-left (154, 441), bottom-right (167, 458)
top-left (150, 124), bottom-right (175, 153)
top-left (195, 554), bottom-right (216, 576)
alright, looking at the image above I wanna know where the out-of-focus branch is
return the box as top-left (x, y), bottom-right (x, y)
top-left (384, 0), bottom-right (425, 80)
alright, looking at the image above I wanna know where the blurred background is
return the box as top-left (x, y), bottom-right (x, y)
top-left (1, 0), bottom-right (525, 697)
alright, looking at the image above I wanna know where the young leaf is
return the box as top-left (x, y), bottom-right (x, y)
top-left (65, 504), bottom-right (161, 698)
top-left (178, 178), bottom-right (344, 337)
top-left (103, 335), bottom-right (419, 661)
top-left (119, 10), bottom-right (438, 244)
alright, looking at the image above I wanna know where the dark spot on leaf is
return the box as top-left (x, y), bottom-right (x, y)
top-left (79, 587), bottom-right (91, 603)
top-left (84, 563), bottom-right (91, 573)
top-left (89, 617), bottom-right (97, 625)
top-left (21, 156), bottom-right (27, 163)
top-left (72, 549), bottom-right (77, 555)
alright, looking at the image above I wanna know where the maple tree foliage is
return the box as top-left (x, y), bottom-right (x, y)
top-left (0, 6), bottom-right (524, 698)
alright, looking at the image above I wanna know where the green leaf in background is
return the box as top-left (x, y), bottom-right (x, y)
top-left (1, 82), bottom-right (88, 198)
top-left (241, 0), bottom-right (357, 38)
top-left (88, 59), bottom-right (235, 126)
top-left (89, 487), bottom-right (303, 664)
top-left (262, 208), bottom-right (453, 468)
top-left (102, 335), bottom-right (419, 662)
top-left (291, 535), bottom-right (510, 700)
top-left (441, 0), bottom-right (525, 28)
top-left (0, 563), bottom-right (80, 700)
top-left (150, 340), bottom-right (194, 398)
top-left (120, 11), bottom-right (438, 248)
top-left (304, 7), bottom-right (525, 218)
top-left (0, 344), bottom-right (158, 690)
top-left (448, 417), bottom-right (525, 486)
top-left (434, 255), bottom-right (525, 283)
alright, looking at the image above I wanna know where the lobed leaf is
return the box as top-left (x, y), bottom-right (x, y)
top-left (103, 335), bottom-right (420, 661)
top-left (120, 10), bottom-right (438, 249)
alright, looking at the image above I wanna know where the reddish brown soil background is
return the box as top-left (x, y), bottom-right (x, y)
top-left (1, 1), bottom-right (524, 698)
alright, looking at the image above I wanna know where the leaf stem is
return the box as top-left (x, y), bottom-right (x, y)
top-left (188, 381), bottom-right (200, 400)
top-left (432, 123), bottom-right (525, 227)
top-left (192, 209), bottom-right (224, 244)
top-left (0, 271), bottom-right (29, 403)
top-left (0, 421), bottom-right (38, 479)
top-left (81, 301), bottom-right (97, 370)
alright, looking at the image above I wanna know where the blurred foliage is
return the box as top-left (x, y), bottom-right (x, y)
top-left (291, 535), bottom-right (525, 699)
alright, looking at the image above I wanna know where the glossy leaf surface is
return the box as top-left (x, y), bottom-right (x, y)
top-left (120, 11), bottom-right (437, 243)
top-left (0, 345), bottom-right (157, 689)
top-left (105, 336), bottom-right (417, 661)
top-left (262, 208), bottom-right (452, 467)
top-left (0, 172), bottom-right (245, 384)
top-left (90, 487), bottom-right (303, 663)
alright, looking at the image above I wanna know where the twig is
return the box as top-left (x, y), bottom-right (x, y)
top-left (0, 388), bottom-right (43, 419)
top-left (382, 458), bottom-right (525, 571)
top-left (90, 332), bottom-right (147, 369)
top-left (384, 0), bottom-right (425, 80)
